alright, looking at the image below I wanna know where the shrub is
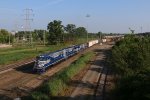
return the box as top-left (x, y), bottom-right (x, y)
top-left (31, 92), bottom-right (49, 100)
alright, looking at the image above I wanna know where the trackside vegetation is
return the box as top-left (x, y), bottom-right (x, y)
top-left (110, 35), bottom-right (150, 100)
top-left (31, 52), bottom-right (95, 100)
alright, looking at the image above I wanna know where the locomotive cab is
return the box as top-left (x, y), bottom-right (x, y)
top-left (33, 56), bottom-right (51, 73)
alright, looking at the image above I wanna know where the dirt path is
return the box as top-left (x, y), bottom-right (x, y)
top-left (69, 44), bottom-right (112, 100)
top-left (0, 44), bottom-right (101, 99)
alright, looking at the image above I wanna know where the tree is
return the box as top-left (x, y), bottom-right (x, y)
top-left (33, 30), bottom-right (46, 41)
top-left (0, 29), bottom-right (12, 43)
top-left (15, 31), bottom-right (31, 41)
top-left (47, 20), bottom-right (64, 44)
top-left (75, 27), bottom-right (87, 37)
top-left (64, 24), bottom-right (76, 34)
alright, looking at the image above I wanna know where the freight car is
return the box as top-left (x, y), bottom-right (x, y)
top-left (33, 40), bottom-right (98, 73)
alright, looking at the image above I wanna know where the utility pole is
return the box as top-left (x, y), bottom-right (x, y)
top-left (98, 31), bottom-right (102, 45)
top-left (9, 33), bottom-right (10, 45)
top-left (23, 8), bottom-right (34, 46)
top-left (43, 30), bottom-right (46, 46)
top-left (141, 26), bottom-right (143, 33)
top-left (14, 21), bottom-right (18, 44)
top-left (86, 14), bottom-right (90, 42)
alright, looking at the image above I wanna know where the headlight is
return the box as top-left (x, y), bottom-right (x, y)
top-left (37, 64), bottom-right (44, 68)
top-left (38, 62), bottom-right (45, 68)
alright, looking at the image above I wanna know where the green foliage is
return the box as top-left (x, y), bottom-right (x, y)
top-left (110, 35), bottom-right (150, 100)
top-left (75, 27), bottom-right (87, 37)
top-left (33, 30), bottom-right (47, 41)
top-left (64, 24), bottom-right (76, 34)
top-left (31, 92), bottom-right (49, 100)
top-left (15, 30), bottom-right (46, 43)
top-left (15, 31), bottom-right (31, 40)
top-left (47, 20), bottom-right (64, 44)
top-left (31, 52), bottom-right (94, 98)
top-left (111, 35), bottom-right (150, 75)
top-left (115, 71), bottom-right (150, 100)
top-left (0, 29), bottom-right (12, 43)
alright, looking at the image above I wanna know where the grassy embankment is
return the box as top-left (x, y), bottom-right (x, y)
top-left (30, 52), bottom-right (95, 100)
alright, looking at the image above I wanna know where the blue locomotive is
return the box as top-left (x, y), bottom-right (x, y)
top-left (33, 43), bottom-right (87, 73)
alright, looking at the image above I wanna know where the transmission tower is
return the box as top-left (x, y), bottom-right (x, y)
top-left (23, 8), bottom-right (34, 46)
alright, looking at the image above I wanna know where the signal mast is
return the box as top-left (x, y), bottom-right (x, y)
top-left (129, 28), bottom-right (135, 34)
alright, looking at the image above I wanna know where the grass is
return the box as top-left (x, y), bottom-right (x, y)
top-left (31, 52), bottom-right (95, 100)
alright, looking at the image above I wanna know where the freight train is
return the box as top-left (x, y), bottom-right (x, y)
top-left (33, 40), bottom-right (98, 73)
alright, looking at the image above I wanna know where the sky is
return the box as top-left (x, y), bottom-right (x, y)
top-left (0, 0), bottom-right (150, 33)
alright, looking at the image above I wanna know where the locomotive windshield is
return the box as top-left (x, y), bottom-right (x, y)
top-left (37, 56), bottom-right (47, 61)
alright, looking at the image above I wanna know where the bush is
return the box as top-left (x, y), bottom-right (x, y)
top-left (31, 92), bottom-right (49, 100)
top-left (115, 71), bottom-right (150, 100)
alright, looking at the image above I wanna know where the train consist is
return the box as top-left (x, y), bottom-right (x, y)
top-left (33, 40), bottom-right (99, 73)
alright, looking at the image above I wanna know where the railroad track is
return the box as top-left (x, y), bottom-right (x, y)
top-left (93, 46), bottom-right (111, 100)
top-left (93, 66), bottom-right (109, 100)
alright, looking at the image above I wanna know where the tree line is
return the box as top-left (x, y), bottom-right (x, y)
top-left (110, 35), bottom-right (150, 100)
top-left (0, 20), bottom-right (100, 45)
